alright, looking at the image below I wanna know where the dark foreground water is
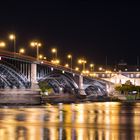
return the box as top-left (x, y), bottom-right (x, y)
top-left (0, 102), bottom-right (140, 140)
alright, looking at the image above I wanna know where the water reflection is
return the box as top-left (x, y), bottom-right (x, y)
top-left (0, 102), bottom-right (140, 140)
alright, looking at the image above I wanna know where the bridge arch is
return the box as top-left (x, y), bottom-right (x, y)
top-left (0, 63), bottom-right (30, 88)
top-left (83, 78), bottom-right (107, 96)
top-left (84, 84), bottom-right (106, 96)
top-left (38, 72), bottom-right (79, 94)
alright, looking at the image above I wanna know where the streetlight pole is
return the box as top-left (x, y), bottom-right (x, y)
top-left (9, 34), bottom-right (16, 57)
top-left (83, 62), bottom-right (85, 71)
top-left (90, 63), bottom-right (94, 72)
top-left (78, 59), bottom-right (87, 73)
top-left (67, 54), bottom-right (72, 70)
top-left (30, 41), bottom-right (42, 60)
top-left (36, 44), bottom-right (39, 60)
top-left (51, 48), bottom-right (57, 60)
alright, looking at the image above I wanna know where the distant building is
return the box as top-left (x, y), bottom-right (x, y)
top-left (93, 62), bottom-right (140, 85)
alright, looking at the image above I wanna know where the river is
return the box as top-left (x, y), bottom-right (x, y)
top-left (0, 102), bottom-right (140, 140)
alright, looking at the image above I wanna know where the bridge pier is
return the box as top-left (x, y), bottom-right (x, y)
top-left (31, 63), bottom-right (39, 89)
top-left (78, 75), bottom-right (86, 95)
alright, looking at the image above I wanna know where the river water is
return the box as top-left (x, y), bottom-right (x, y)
top-left (0, 102), bottom-right (140, 140)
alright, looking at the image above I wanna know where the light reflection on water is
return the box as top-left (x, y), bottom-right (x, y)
top-left (0, 102), bottom-right (140, 140)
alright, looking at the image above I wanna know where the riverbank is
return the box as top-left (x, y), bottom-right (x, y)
top-left (41, 94), bottom-right (140, 104)
top-left (0, 89), bottom-right (41, 105)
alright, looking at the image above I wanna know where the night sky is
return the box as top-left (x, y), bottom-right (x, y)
top-left (0, 1), bottom-right (140, 66)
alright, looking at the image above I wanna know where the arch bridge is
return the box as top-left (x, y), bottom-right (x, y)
top-left (0, 50), bottom-right (112, 96)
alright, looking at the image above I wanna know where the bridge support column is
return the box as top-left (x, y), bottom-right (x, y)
top-left (78, 75), bottom-right (86, 95)
top-left (31, 63), bottom-right (38, 89)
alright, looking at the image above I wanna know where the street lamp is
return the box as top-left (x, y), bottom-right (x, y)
top-left (39, 54), bottom-right (43, 60)
top-left (9, 34), bottom-right (16, 56)
top-left (0, 41), bottom-right (6, 48)
top-left (67, 54), bottom-right (72, 70)
top-left (75, 67), bottom-right (79, 71)
top-left (19, 48), bottom-right (25, 54)
top-left (43, 56), bottom-right (47, 60)
top-left (99, 67), bottom-right (103, 71)
top-left (51, 59), bottom-right (60, 65)
top-left (78, 59), bottom-right (87, 71)
top-left (30, 41), bottom-right (42, 60)
top-left (90, 63), bottom-right (94, 72)
top-left (51, 48), bottom-right (57, 60)
top-left (65, 63), bottom-right (69, 68)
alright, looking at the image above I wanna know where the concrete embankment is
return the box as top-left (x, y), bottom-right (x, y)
top-left (0, 89), bottom-right (41, 105)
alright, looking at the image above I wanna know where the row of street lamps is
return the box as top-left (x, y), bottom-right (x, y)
top-left (0, 34), bottom-right (96, 74)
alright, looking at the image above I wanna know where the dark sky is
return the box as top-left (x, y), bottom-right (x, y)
top-left (0, 1), bottom-right (140, 66)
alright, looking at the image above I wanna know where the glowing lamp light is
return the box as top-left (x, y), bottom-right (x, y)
top-left (90, 64), bottom-right (94, 67)
top-left (9, 34), bottom-right (15, 40)
top-left (0, 41), bottom-right (6, 48)
top-left (65, 64), bottom-right (69, 67)
top-left (75, 67), bottom-right (79, 71)
top-left (67, 54), bottom-right (72, 59)
top-left (99, 67), bottom-right (103, 71)
top-left (43, 57), bottom-right (47, 60)
top-left (51, 48), bottom-right (57, 53)
top-left (51, 59), bottom-right (60, 64)
top-left (19, 48), bottom-right (25, 54)
top-left (62, 70), bottom-right (65, 74)
top-left (39, 54), bottom-right (43, 59)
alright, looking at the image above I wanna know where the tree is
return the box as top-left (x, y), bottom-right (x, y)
top-left (38, 81), bottom-right (52, 93)
top-left (125, 80), bottom-right (132, 85)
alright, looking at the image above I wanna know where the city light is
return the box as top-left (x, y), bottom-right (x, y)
top-left (82, 70), bottom-right (89, 75)
top-left (51, 48), bottom-right (57, 59)
top-left (30, 41), bottom-right (42, 60)
top-left (0, 41), bottom-right (6, 48)
top-left (39, 54), bottom-right (43, 59)
top-left (19, 48), bottom-right (25, 54)
top-left (9, 34), bottom-right (15, 40)
top-left (51, 59), bottom-right (60, 65)
top-left (65, 64), bottom-right (69, 67)
top-left (67, 54), bottom-right (72, 59)
top-left (99, 67), bottom-right (103, 71)
top-left (51, 48), bottom-right (57, 53)
top-left (30, 42), bottom-right (42, 47)
top-left (75, 67), bottom-right (79, 71)
top-left (105, 70), bottom-right (112, 73)
top-left (78, 59), bottom-right (87, 71)
top-left (90, 63), bottom-right (94, 71)
top-left (43, 57), bottom-right (47, 60)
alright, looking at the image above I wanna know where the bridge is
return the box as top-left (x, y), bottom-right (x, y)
top-left (0, 50), bottom-right (112, 104)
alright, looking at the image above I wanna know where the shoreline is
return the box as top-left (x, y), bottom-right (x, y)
top-left (41, 94), bottom-right (140, 104)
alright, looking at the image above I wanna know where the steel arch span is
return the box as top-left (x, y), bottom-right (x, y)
top-left (38, 72), bottom-right (79, 94)
top-left (84, 84), bottom-right (107, 96)
top-left (0, 63), bottom-right (30, 88)
top-left (83, 77), bottom-right (107, 95)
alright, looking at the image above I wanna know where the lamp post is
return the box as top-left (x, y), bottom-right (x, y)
top-left (51, 48), bottom-right (57, 60)
top-left (9, 34), bottom-right (16, 57)
top-left (90, 63), bottom-right (94, 72)
top-left (67, 54), bottom-right (72, 70)
top-left (30, 41), bottom-right (42, 60)
top-left (78, 59), bottom-right (87, 72)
